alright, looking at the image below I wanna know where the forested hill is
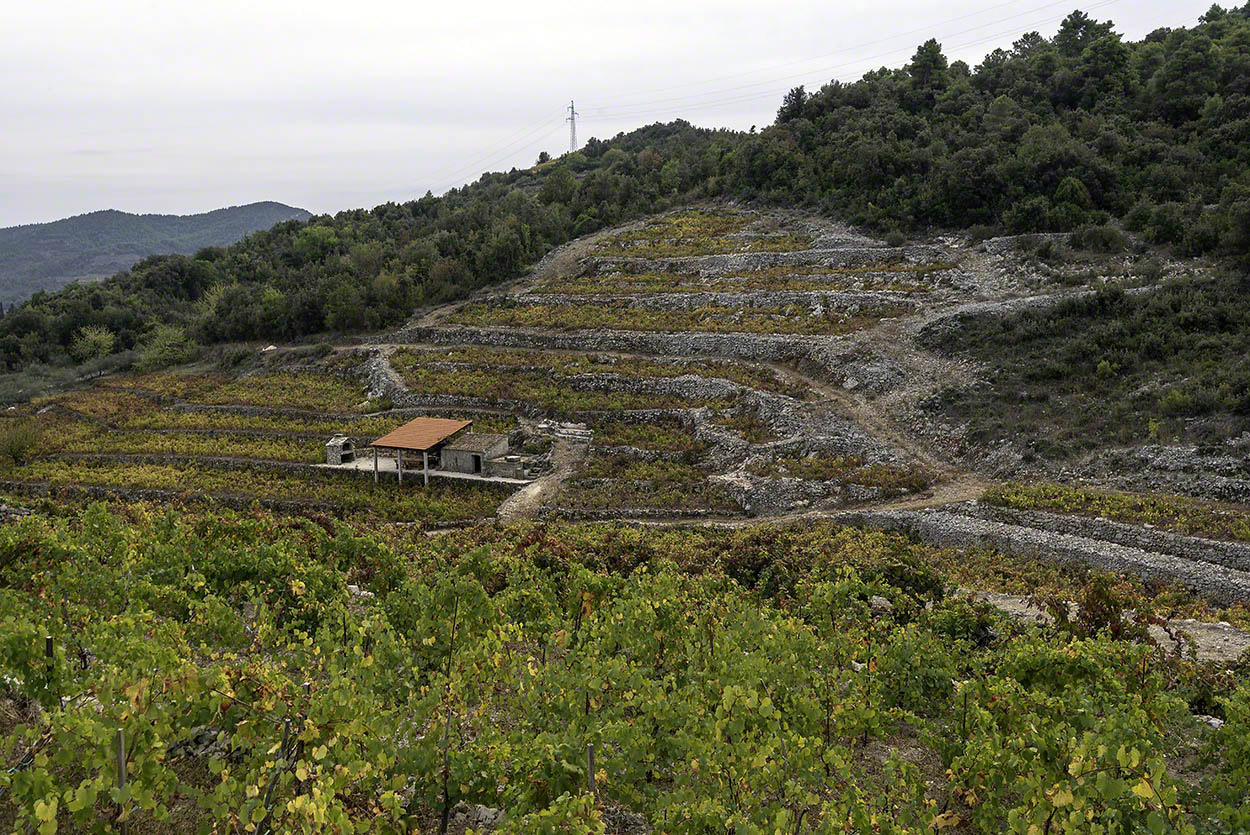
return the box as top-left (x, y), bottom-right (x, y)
top-left (0, 201), bottom-right (311, 306)
top-left (2, 4), bottom-right (1249, 374)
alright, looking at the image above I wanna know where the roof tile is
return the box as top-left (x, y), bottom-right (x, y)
top-left (370, 418), bottom-right (472, 451)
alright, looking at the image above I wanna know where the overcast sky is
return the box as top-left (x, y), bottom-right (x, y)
top-left (0, 0), bottom-right (1216, 227)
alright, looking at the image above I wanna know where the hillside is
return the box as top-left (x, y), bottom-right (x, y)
top-left (2, 5), bottom-right (1250, 832)
top-left (3, 212), bottom-right (1250, 832)
top-left (0, 201), bottom-right (311, 305)
top-left (1, 5), bottom-right (1249, 374)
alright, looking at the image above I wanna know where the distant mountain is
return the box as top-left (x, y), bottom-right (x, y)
top-left (0, 201), bottom-right (312, 305)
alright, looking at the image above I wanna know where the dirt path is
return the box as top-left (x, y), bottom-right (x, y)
top-left (495, 438), bottom-right (589, 523)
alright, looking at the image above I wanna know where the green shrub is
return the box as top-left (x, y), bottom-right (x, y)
top-left (68, 325), bottom-right (116, 362)
top-left (877, 626), bottom-right (958, 714)
top-left (0, 419), bottom-right (41, 466)
top-left (136, 325), bottom-right (199, 372)
top-left (1071, 223), bottom-right (1128, 253)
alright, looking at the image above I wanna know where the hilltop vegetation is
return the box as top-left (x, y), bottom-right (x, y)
top-left (0, 202), bottom-right (310, 307)
top-left (751, 6), bottom-right (1250, 247)
top-left (3, 6), bottom-right (1250, 376)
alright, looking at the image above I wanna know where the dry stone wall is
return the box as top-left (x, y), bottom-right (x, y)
top-left (590, 245), bottom-right (947, 275)
top-left (509, 289), bottom-right (918, 313)
top-left (841, 503), bottom-right (1250, 605)
top-left (391, 324), bottom-right (824, 364)
top-left (955, 502), bottom-right (1250, 573)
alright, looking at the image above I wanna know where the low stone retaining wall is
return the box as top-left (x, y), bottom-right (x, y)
top-left (591, 445), bottom-right (692, 462)
top-left (952, 502), bottom-right (1250, 574)
top-left (0, 480), bottom-right (342, 516)
top-left (509, 289), bottom-right (917, 313)
top-left (167, 403), bottom-right (374, 421)
top-left (564, 372), bottom-right (742, 400)
top-left (553, 507), bottom-right (738, 521)
top-left (388, 392), bottom-right (536, 415)
top-left (0, 480), bottom-right (495, 528)
top-left (587, 245), bottom-right (945, 276)
top-left (52, 452), bottom-right (312, 474)
top-left (575, 408), bottom-right (696, 425)
top-left (392, 325), bottom-right (824, 365)
top-left (840, 506), bottom-right (1250, 605)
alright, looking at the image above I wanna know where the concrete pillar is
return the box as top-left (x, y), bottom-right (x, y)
top-left (423, 451), bottom-right (429, 487)
top-left (397, 449), bottom-right (403, 484)
top-left (373, 447), bottom-right (378, 482)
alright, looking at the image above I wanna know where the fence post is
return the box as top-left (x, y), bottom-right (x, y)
top-left (45, 635), bottom-right (61, 710)
top-left (115, 728), bottom-right (128, 835)
top-left (586, 743), bottom-right (598, 804)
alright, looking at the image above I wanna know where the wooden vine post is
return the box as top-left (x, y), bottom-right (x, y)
top-left (115, 728), bottom-right (129, 835)
top-left (586, 744), bottom-right (599, 805)
top-left (45, 635), bottom-right (61, 709)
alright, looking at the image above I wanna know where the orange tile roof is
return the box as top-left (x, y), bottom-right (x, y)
top-left (370, 418), bottom-right (472, 452)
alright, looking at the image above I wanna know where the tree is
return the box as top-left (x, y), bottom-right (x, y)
top-left (69, 325), bottom-right (116, 362)
top-left (324, 283), bottom-right (366, 332)
top-left (537, 167), bottom-right (576, 205)
top-left (292, 225), bottom-right (339, 265)
top-left (1012, 31), bottom-right (1047, 57)
top-left (1077, 34), bottom-right (1135, 104)
top-left (1054, 11), bottom-right (1117, 58)
top-left (906, 39), bottom-right (950, 109)
top-left (135, 325), bottom-right (198, 372)
top-left (777, 86), bottom-right (808, 123)
top-left (0, 419), bottom-right (41, 466)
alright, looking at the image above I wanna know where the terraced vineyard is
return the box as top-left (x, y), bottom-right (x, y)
top-left (6, 369), bottom-right (512, 523)
top-left (378, 208), bottom-right (974, 519)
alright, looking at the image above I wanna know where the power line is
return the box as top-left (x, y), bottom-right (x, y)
top-left (428, 123), bottom-right (567, 195)
top-left (590, 0), bottom-right (1083, 103)
top-left (566, 100), bottom-right (579, 153)
top-left (422, 113), bottom-right (567, 194)
top-left (422, 0), bottom-right (1127, 195)
top-left (588, 0), bottom-right (1123, 119)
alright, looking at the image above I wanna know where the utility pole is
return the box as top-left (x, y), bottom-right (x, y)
top-left (566, 100), bottom-right (579, 153)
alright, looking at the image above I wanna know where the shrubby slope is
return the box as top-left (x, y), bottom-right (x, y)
top-left (2, 6), bottom-right (1250, 373)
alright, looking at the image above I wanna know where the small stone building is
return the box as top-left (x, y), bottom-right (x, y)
top-left (365, 418), bottom-right (524, 484)
top-left (489, 454), bottom-right (528, 480)
top-left (442, 433), bottom-right (509, 475)
top-left (326, 434), bottom-right (355, 465)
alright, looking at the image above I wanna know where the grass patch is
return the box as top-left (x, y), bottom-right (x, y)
top-left (447, 300), bottom-right (908, 335)
top-left (391, 351), bottom-right (732, 413)
top-left (563, 452), bottom-right (736, 511)
top-left (592, 234), bottom-right (813, 258)
top-left (590, 420), bottom-right (703, 453)
top-left (52, 426), bottom-right (322, 463)
top-left (5, 458), bottom-right (508, 522)
top-left (712, 412), bottom-right (779, 443)
top-left (749, 455), bottom-right (934, 490)
top-left (98, 371), bottom-right (369, 412)
top-left (399, 346), bottom-right (805, 398)
top-left (536, 263), bottom-right (954, 295)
